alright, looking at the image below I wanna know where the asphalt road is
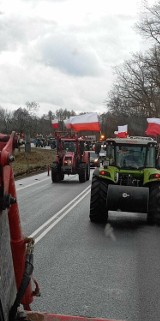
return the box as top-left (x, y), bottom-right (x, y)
top-left (15, 171), bottom-right (160, 321)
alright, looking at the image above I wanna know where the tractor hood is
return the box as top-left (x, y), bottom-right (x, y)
top-left (64, 151), bottom-right (75, 156)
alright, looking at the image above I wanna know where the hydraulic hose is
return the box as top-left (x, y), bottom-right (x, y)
top-left (9, 243), bottom-right (34, 321)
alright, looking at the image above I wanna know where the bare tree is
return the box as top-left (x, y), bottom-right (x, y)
top-left (136, 1), bottom-right (160, 45)
top-left (106, 48), bottom-right (160, 118)
top-left (25, 101), bottom-right (40, 116)
top-left (0, 107), bottom-right (13, 133)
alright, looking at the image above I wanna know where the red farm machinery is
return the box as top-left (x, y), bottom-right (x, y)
top-left (50, 132), bottom-right (90, 183)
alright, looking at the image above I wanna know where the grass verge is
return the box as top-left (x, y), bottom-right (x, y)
top-left (12, 147), bottom-right (55, 179)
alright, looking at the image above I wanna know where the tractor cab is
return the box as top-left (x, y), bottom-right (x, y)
top-left (104, 136), bottom-right (159, 169)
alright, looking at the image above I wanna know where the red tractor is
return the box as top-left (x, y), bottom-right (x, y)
top-left (51, 132), bottom-right (90, 183)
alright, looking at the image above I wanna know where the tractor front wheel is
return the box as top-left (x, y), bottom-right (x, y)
top-left (79, 167), bottom-right (86, 183)
top-left (89, 175), bottom-right (108, 223)
top-left (86, 163), bottom-right (90, 181)
top-left (148, 182), bottom-right (160, 225)
top-left (51, 169), bottom-right (61, 183)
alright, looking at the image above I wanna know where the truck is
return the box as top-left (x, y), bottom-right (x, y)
top-left (50, 131), bottom-right (90, 183)
top-left (90, 136), bottom-right (160, 225)
top-left (0, 131), bottom-right (122, 321)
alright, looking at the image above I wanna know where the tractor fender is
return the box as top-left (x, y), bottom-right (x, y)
top-left (92, 167), bottom-right (100, 177)
top-left (143, 168), bottom-right (160, 184)
top-left (82, 151), bottom-right (90, 163)
top-left (93, 167), bottom-right (120, 185)
top-left (107, 184), bottom-right (149, 213)
top-left (79, 162), bottom-right (87, 170)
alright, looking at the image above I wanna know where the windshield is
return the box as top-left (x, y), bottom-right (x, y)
top-left (90, 152), bottom-right (99, 160)
top-left (62, 141), bottom-right (76, 152)
top-left (115, 145), bottom-right (156, 169)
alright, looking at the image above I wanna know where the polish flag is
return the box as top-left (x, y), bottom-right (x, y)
top-left (145, 118), bottom-right (160, 137)
top-left (69, 113), bottom-right (100, 132)
top-left (51, 119), bottom-right (59, 129)
top-left (114, 125), bottom-right (128, 138)
top-left (64, 118), bottom-right (72, 129)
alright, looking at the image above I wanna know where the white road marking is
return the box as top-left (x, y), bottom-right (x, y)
top-left (16, 177), bottom-right (49, 191)
top-left (29, 185), bottom-right (91, 244)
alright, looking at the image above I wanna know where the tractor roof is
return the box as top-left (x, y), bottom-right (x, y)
top-left (106, 136), bottom-right (157, 145)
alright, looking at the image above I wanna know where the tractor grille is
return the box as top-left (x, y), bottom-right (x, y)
top-left (63, 157), bottom-right (72, 166)
top-left (62, 156), bottom-right (73, 173)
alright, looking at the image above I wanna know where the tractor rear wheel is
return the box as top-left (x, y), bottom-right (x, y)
top-left (148, 182), bottom-right (160, 225)
top-left (89, 175), bottom-right (108, 223)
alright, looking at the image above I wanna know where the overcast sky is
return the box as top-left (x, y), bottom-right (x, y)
top-left (0, 0), bottom-right (156, 116)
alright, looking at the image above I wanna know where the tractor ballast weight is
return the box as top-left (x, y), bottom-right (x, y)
top-left (51, 131), bottom-right (90, 183)
top-left (89, 136), bottom-right (160, 224)
top-left (107, 185), bottom-right (149, 213)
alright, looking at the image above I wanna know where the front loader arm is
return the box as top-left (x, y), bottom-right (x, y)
top-left (0, 132), bottom-right (39, 321)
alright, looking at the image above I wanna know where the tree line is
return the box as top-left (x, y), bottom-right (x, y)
top-left (0, 103), bottom-right (77, 138)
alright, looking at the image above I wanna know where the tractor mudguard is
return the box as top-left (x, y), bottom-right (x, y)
top-left (92, 167), bottom-right (100, 176)
top-left (79, 162), bottom-right (86, 170)
top-left (143, 167), bottom-right (160, 184)
top-left (82, 150), bottom-right (90, 163)
top-left (107, 185), bottom-right (149, 213)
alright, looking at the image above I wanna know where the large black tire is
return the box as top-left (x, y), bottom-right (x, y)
top-left (79, 167), bottom-right (86, 183)
top-left (51, 169), bottom-right (61, 183)
top-left (86, 162), bottom-right (90, 181)
top-left (148, 182), bottom-right (160, 225)
top-left (89, 175), bottom-right (108, 223)
top-left (60, 173), bottom-right (64, 181)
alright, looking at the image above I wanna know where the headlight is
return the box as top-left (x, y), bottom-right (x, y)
top-left (64, 159), bottom-right (72, 165)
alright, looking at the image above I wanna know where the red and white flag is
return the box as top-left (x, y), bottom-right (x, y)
top-left (64, 118), bottom-right (72, 129)
top-left (51, 119), bottom-right (59, 129)
top-left (69, 112), bottom-right (100, 132)
top-left (114, 125), bottom-right (128, 138)
top-left (145, 118), bottom-right (160, 137)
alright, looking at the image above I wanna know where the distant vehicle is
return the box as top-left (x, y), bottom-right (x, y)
top-left (47, 137), bottom-right (56, 149)
top-left (89, 151), bottom-right (100, 168)
top-left (97, 149), bottom-right (106, 165)
top-left (51, 131), bottom-right (90, 183)
top-left (35, 135), bottom-right (47, 147)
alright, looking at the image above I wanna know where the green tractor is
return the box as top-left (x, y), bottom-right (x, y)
top-left (90, 136), bottom-right (160, 224)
